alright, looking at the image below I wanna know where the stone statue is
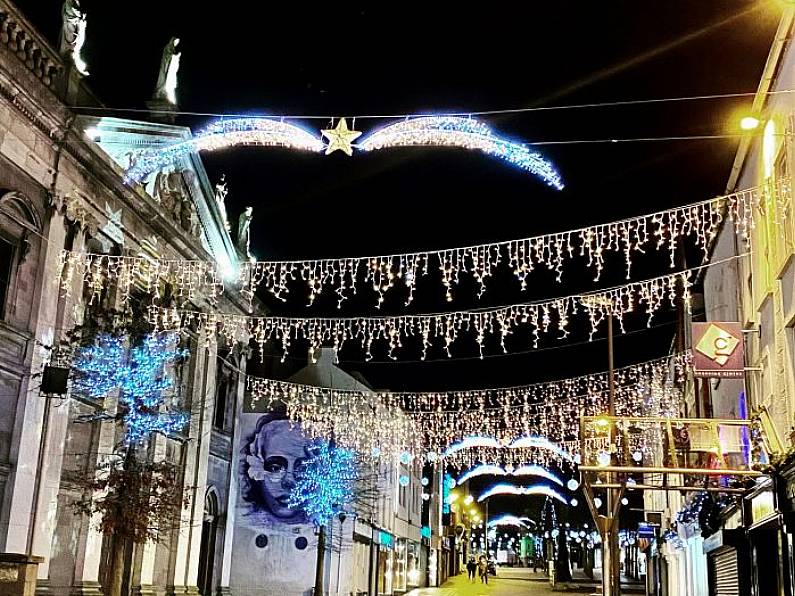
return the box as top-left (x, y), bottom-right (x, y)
top-left (153, 37), bottom-right (181, 105)
top-left (154, 168), bottom-right (187, 223)
top-left (237, 206), bottom-right (253, 259)
top-left (59, 0), bottom-right (89, 75)
top-left (214, 174), bottom-right (230, 232)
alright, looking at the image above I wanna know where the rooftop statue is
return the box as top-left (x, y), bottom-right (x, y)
top-left (153, 37), bottom-right (181, 105)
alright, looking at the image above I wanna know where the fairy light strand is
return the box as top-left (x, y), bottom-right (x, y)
top-left (57, 185), bottom-right (768, 310)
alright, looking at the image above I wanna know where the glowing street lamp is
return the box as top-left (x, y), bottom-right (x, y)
top-left (740, 116), bottom-right (761, 131)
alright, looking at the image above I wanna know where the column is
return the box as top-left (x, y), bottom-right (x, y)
top-left (218, 351), bottom-right (246, 595)
top-left (135, 436), bottom-right (168, 596)
top-left (170, 341), bottom-right (215, 595)
top-left (0, 210), bottom-right (67, 554)
top-left (31, 223), bottom-right (87, 584)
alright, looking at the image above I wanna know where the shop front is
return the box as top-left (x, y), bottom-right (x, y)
top-left (745, 479), bottom-right (787, 596)
top-left (376, 530), bottom-right (395, 596)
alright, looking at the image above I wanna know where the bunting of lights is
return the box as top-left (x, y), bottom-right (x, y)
top-left (357, 117), bottom-right (563, 189)
top-left (148, 269), bottom-right (695, 360)
top-left (58, 187), bottom-right (763, 310)
top-left (477, 483), bottom-right (568, 505)
top-left (246, 353), bottom-right (686, 466)
top-left (456, 463), bottom-right (565, 486)
top-left (124, 118), bottom-right (325, 184)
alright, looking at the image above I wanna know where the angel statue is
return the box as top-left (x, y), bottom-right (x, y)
top-left (59, 0), bottom-right (89, 75)
top-left (153, 37), bottom-right (181, 105)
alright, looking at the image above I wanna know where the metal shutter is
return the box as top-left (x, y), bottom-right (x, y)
top-left (711, 549), bottom-right (739, 596)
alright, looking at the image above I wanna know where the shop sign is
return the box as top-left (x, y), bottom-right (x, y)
top-left (637, 522), bottom-right (659, 538)
top-left (751, 490), bottom-right (776, 524)
top-left (378, 530), bottom-right (394, 549)
top-left (421, 526), bottom-right (432, 539)
top-left (703, 531), bottom-right (724, 554)
top-left (692, 322), bottom-right (744, 378)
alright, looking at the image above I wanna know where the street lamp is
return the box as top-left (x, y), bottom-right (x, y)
top-left (740, 116), bottom-right (761, 131)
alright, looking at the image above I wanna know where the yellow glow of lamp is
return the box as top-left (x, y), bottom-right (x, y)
top-left (740, 116), bottom-right (761, 131)
top-left (594, 416), bottom-right (610, 428)
top-left (464, 495), bottom-right (474, 505)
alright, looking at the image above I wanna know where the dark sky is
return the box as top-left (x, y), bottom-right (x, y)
top-left (15, 0), bottom-right (782, 523)
top-left (14, 0), bottom-right (781, 384)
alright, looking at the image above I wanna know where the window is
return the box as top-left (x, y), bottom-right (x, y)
top-left (214, 371), bottom-right (229, 430)
top-left (0, 236), bottom-right (13, 318)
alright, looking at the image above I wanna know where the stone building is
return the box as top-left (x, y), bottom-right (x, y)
top-left (0, 0), bottom-right (251, 594)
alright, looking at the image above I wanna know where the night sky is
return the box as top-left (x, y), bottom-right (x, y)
top-left (13, 1), bottom-right (783, 522)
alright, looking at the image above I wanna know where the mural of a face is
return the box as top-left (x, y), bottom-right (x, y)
top-left (244, 418), bottom-right (309, 523)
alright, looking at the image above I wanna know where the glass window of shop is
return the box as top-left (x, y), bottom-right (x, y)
top-left (378, 546), bottom-right (393, 595)
top-left (407, 541), bottom-right (420, 587)
top-left (394, 539), bottom-right (407, 592)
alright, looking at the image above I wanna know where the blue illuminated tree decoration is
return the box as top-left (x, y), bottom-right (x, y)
top-left (72, 333), bottom-right (189, 444)
top-left (288, 440), bottom-right (358, 527)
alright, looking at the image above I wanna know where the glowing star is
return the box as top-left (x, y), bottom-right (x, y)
top-left (321, 118), bottom-right (361, 156)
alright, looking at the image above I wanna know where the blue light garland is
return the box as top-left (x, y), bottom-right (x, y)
top-left (287, 440), bottom-right (358, 527)
top-left (72, 333), bottom-right (189, 444)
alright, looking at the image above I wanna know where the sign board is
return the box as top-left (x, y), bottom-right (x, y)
top-left (637, 522), bottom-right (659, 539)
top-left (692, 322), bottom-right (745, 378)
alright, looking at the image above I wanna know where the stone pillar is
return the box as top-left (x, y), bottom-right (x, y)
top-left (0, 554), bottom-right (44, 596)
top-left (31, 223), bottom-right (88, 584)
top-left (134, 436), bottom-right (168, 596)
top-left (0, 210), bottom-right (67, 554)
top-left (170, 341), bottom-right (215, 595)
top-left (70, 392), bottom-right (119, 596)
top-left (218, 351), bottom-right (246, 595)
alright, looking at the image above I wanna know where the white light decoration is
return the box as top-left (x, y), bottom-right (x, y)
top-left (597, 451), bottom-right (612, 467)
top-left (594, 497), bottom-right (603, 509)
top-left (511, 465), bottom-right (565, 487)
top-left (147, 267), bottom-right (701, 361)
top-left (456, 464), bottom-right (507, 484)
top-left (246, 353), bottom-right (686, 465)
top-left (60, 186), bottom-right (764, 309)
top-left (358, 116), bottom-right (563, 189)
top-left (124, 118), bottom-right (325, 184)
top-left (487, 515), bottom-right (530, 528)
top-left (570, 498), bottom-right (578, 507)
top-left (632, 450), bottom-right (643, 462)
top-left (477, 483), bottom-right (568, 505)
top-left (567, 478), bottom-right (579, 491)
top-left (621, 497), bottom-right (629, 506)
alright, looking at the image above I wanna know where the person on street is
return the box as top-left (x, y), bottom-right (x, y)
top-left (466, 557), bottom-right (477, 581)
top-left (478, 556), bottom-right (489, 584)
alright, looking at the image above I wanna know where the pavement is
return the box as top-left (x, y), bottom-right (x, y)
top-left (407, 567), bottom-right (644, 595)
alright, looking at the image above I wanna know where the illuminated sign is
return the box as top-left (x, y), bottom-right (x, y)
top-left (692, 322), bottom-right (744, 378)
top-left (379, 530), bottom-right (394, 549)
top-left (421, 526), bottom-right (432, 539)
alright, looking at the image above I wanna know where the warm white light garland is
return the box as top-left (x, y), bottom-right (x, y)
top-left (147, 267), bottom-right (697, 360)
top-left (246, 353), bottom-right (686, 465)
top-left (57, 186), bottom-right (763, 310)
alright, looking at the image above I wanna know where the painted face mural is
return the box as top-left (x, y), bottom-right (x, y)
top-left (240, 414), bottom-right (311, 525)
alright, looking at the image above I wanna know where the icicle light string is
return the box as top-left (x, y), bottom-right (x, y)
top-left (247, 354), bottom-right (686, 463)
top-left (145, 255), bottom-right (748, 361)
top-left (58, 185), bottom-right (764, 310)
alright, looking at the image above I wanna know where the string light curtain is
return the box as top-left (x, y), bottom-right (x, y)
top-left (247, 353), bottom-right (687, 465)
top-left (146, 266), bottom-right (702, 360)
top-left (58, 186), bottom-right (762, 310)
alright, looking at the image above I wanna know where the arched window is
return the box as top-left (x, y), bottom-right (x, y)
top-left (0, 191), bottom-right (41, 321)
top-left (198, 488), bottom-right (220, 595)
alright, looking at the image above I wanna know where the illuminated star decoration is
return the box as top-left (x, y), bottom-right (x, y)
top-left (71, 333), bottom-right (189, 444)
top-left (321, 118), bottom-right (362, 156)
top-left (288, 440), bottom-right (358, 527)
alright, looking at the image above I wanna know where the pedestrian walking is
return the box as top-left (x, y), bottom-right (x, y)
top-left (478, 556), bottom-right (489, 584)
top-left (466, 557), bottom-right (477, 581)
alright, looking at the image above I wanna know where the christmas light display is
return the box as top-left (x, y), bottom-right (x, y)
top-left (71, 333), bottom-right (189, 444)
top-left (478, 483), bottom-right (568, 505)
top-left (247, 353), bottom-right (686, 464)
top-left (456, 464), bottom-right (507, 484)
top-left (59, 185), bottom-right (764, 309)
top-left (487, 515), bottom-right (531, 528)
top-left (456, 464), bottom-right (564, 486)
top-left (512, 464), bottom-right (565, 486)
top-left (149, 267), bottom-right (698, 360)
top-left (357, 117), bottom-right (564, 189)
top-left (287, 440), bottom-right (358, 527)
top-left (124, 118), bottom-right (325, 184)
